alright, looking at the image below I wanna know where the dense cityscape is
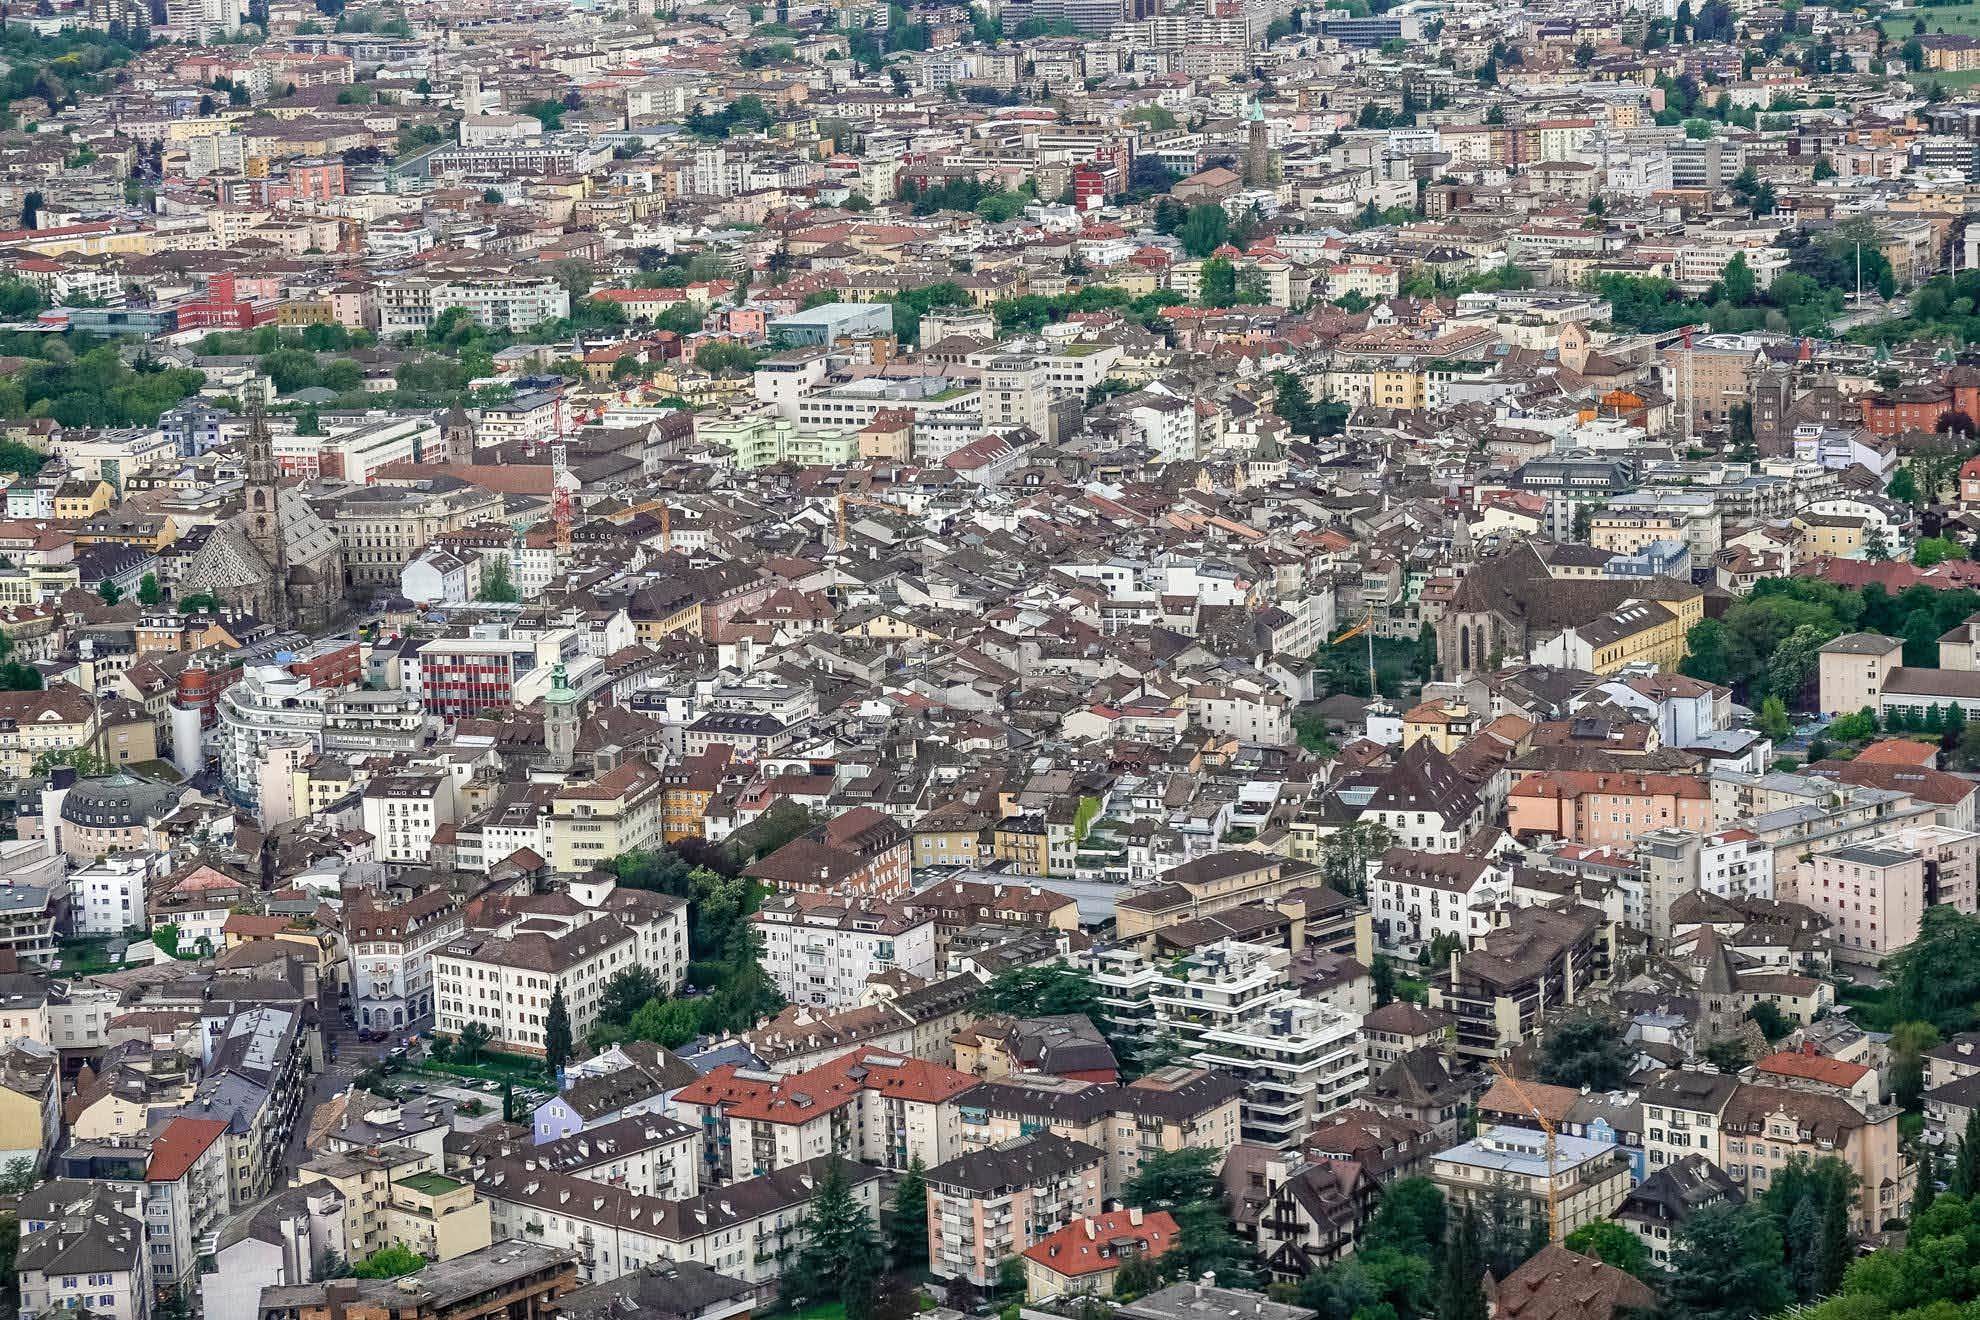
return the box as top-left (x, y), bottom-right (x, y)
top-left (8, 4), bottom-right (1980, 1320)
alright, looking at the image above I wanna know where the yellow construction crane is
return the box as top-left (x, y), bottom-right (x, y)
top-left (835, 491), bottom-right (898, 550)
top-left (1330, 610), bottom-right (1379, 697)
top-left (1491, 1059), bottom-right (1561, 1243)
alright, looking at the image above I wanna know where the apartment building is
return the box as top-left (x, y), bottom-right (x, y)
top-left (433, 913), bottom-right (639, 1058)
top-left (17, 1183), bottom-right (151, 1320)
top-left (1821, 825), bottom-right (1980, 963)
top-left (925, 1132), bottom-right (1106, 1288)
top-left (1642, 1070), bottom-right (1911, 1230)
top-left (548, 760), bottom-right (669, 876)
top-left (298, 1143), bottom-right (491, 1265)
top-left (359, 773), bottom-right (459, 868)
top-left (1429, 905), bottom-right (1608, 1063)
top-left (1093, 940), bottom-right (1367, 1148)
top-left (1430, 1125), bottom-right (1632, 1243)
top-left (1370, 849), bottom-right (1513, 955)
top-left (1508, 771), bottom-right (1717, 848)
top-left (378, 272), bottom-right (571, 335)
top-left (334, 481), bottom-right (507, 589)
top-left (1634, 827), bottom-right (1775, 943)
top-left (475, 1156), bottom-right (880, 1295)
top-left (752, 892), bottom-right (938, 1009)
top-left (672, 1048), bottom-right (977, 1182)
top-left (344, 889), bottom-right (465, 1032)
top-left (952, 1067), bottom-right (1243, 1201)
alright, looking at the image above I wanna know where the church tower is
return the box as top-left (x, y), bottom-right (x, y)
top-left (1243, 98), bottom-right (1273, 189)
top-left (544, 662), bottom-right (579, 774)
top-left (443, 402), bottom-right (476, 466)
top-left (243, 402), bottom-right (290, 628)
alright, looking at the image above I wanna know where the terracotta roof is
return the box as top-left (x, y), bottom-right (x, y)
top-left (147, 1116), bottom-right (229, 1182)
top-left (1022, 1209), bottom-right (1178, 1278)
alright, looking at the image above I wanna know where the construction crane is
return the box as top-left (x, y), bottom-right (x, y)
top-left (550, 443), bottom-right (574, 555)
top-left (1491, 1059), bottom-right (1561, 1244)
top-left (1329, 611), bottom-right (1379, 698)
top-left (835, 491), bottom-right (897, 551)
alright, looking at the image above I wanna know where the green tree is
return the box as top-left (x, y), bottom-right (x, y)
top-left (1177, 203), bottom-right (1231, 258)
top-left (1890, 1020), bottom-right (1941, 1110)
top-left (889, 1155), bottom-right (927, 1267)
top-left (348, 1245), bottom-right (424, 1279)
top-left (1363, 1178), bottom-right (1446, 1258)
top-left (1114, 1248), bottom-right (1161, 1299)
top-left (1760, 695), bottom-right (1792, 741)
top-left (1538, 1013), bottom-right (1633, 1091)
top-left (1123, 1147), bottom-right (1221, 1211)
top-left (477, 554), bottom-right (519, 603)
top-left (1719, 252), bottom-right (1758, 305)
top-left (97, 579), bottom-right (122, 605)
top-left (1916, 536), bottom-right (1967, 567)
top-left (1372, 952), bottom-right (1397, 1007)
top-left (1438, 1206), bottom-right (1490, 1320)
top-left (136, 573), bottom-right (162, 606)
top-left (1563, 1221), bottom-right (1651, 1279)
top-left (544, 986), bottom-right (573, 1074)
top-left (1889, 465), bottom-right (1921, 504)
top-left (456, 1019), bottom-right (492, 1063)
top-left (1954, 1107), bottom-right (1980, 1198)
top-left (0, 1159), bottom-right (36, 1195)
top-left (1665, 1203), bottom-right (1790, 1320)
top-left (1200, 258), bottom-right (1237, 308)
top-left (785, 1160), bottom-right (884, 1313)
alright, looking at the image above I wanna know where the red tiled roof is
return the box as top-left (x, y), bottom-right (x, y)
top-left (147, 1116), bottom-right (229, 1181)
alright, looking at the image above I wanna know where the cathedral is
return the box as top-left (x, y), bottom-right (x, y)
top-left (179, 407), bottom-right (347, 631)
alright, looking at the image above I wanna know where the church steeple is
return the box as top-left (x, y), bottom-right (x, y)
top-left (243, 401), bottom-right (290, 627)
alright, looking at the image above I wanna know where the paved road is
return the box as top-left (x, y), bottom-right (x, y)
top-left (281, 997), bottom-right (392, 1184)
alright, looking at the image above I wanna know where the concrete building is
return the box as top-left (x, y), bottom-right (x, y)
top-left (1430, 1124), bottom-right (1633, 1243)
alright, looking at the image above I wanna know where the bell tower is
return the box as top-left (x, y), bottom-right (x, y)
top-left (544, 662), bottom-right (579, 774)
top-left (443, 402), bottom-right (475, 466)
top-left (243, 401), bottom-right (290, 627)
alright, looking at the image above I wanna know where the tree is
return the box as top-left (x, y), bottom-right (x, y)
top-left (1720, 252), bottom-right (1757, 306)
top-left (1114, 1248), bottom-right (1161, 1299)
top-left (1372, 952), bottom-right (1397, 1007)
top-left (1563, 1221), bottom-right (1651, 1279)
top-left (1954, 1108), bottom-right (1980, 1198)
top-left (544, 987), bottom-right (573, 1073)
top-left (97, 579), bottom-right (122, 605)
top-left (1890, 1020), bottom-right (1941, 1110)
top-left (1163, 1200), bottom-right (1258, 1287)
top-left (136, 573), bottom-right (162, 606)
top-left (1199, 258), bottom-right (1237, 308)
top-left (0, 1159), bottom-right (36, 1195)
top-left (1538, 1013), bottom-right (1633, 1091)
top-left (1916, 536), bottom-right (1967, 567)
top-left (456, 1019), bottom-right (492, 1063)
top-left (889, 1155), bottom-right (927, 1267)
top-left (786, 1160), bottom-right (884, 1313)
top-left (1363, 1178), bottom-right (1445, 1258)
top-left (1438, 1206), bottom-right (1489, 1320)
top-left (1123, 1146), bottom-right (1221, 1210)
top-left (477, 554), bottom-right (519, 603)
top-left (1748, 1001), bottom-right (1790, 1041)
top-left (1177, 203), bottom-right (1231, 258)
top-left (1665, 1203), bottom-right (1790, 1320)
top-left (1760, 695), bottom-right (1791, 741)
top-left (348, 1245), bottom-right (424, 1279)
top-left (1813, 1188), bottom-right (1849, 1294)
top-left (1889, 465), bottom-right (1921, 504)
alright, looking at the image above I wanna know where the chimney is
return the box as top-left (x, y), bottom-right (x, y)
top-left (1129, 1207), bottom-right (1142, 1226)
